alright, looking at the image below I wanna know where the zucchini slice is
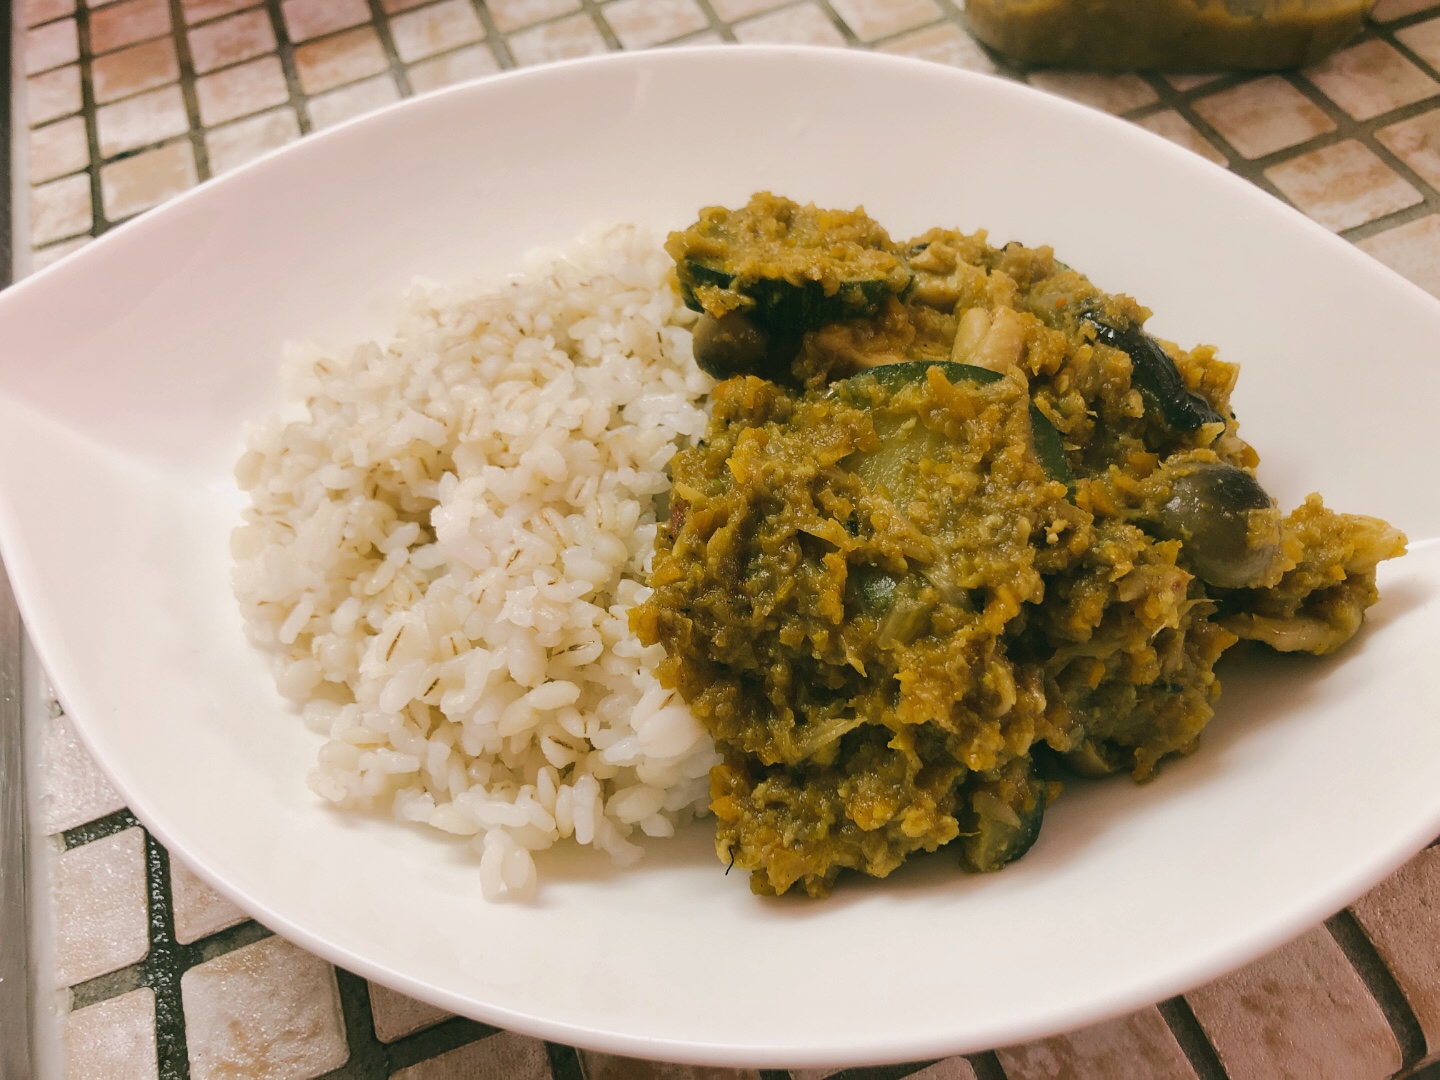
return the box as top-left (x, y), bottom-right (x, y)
top-left (957, 760), bottom-right (1048, 873)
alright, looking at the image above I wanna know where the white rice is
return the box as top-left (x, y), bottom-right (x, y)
top-left (231, 224), bottom-right (719, 899)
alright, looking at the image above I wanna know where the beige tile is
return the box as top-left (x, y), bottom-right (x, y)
top-left (487, 0), bottom-right (580, 32)
top-left (205, 106), bottom-right (301, 173)
top-left (90, 0), bottom-right (171, 54)
top-left (26, 18), bottom-right (79, 74)
top-left (1397, 16), bottom-right (1440, 76)
top-left (170, 857), bottom-right (247, 944)
top-left (181, 0), bottom-right (260, 24)
top-left (100, 139), bottom-right (198, 220)
top-left (63, 988), bottom-right (159, 1080)
top-left (1137, 108), bottom-right (1228, 166)
top-left (829, 0), bottom-right (940, 42)
top-left (507, 12), bottom-right (610, 65)
top-left (294, 25), bottom-right (387, 93)
top-left (383, 0), bottom-right (433, 11)
top-left (1192, 76), bottom-right (1336, 159)
top-left (182, 936), bottom-right (348, 1080)
top-left (32, 235), bottom-right (94, 271)
top-left (1305, 39), bottom-right (1439, 121)
top-left (307, 74), bottom-right (400, 129)
top-left (368, 981), bottom-right (450, 1042)
top-left (1266, 138), bottom-right (1422, 232)
top-left (406, 44), bottom-right (500, 92)
top-left (734, 2), bottom-right (846, 46)
top-left (28, 65), bottom-right (84, 124)
top-left (92, 38), bottom-right (180, 104)
top-left (1188, 926), bottom-right (1401, 1080)
top-left (1165, 72), bottom-right (1224, 91)
top-left (196, 55), bottom-right (290, 126)
top-left (998, 1008), bottom-right (1196, 1080)
top-left (30, 116), bottom-right (90, 184)
top-left (1378, 107), bottom-right (1440, 189)
top-left (97, 84), bottom-right (189, 158)
top-left (1349, 847), bottom-right (1440, 1048)
top-left (1373, 0), bottom-right (1440, 20)
top-left (393, 1033), bottom-right (549, 1079)
top-left (53, 829), bottom-right (149, 986)
top-left (30, 172), bottom-right (93, 246)
top-left (25, 0), bottom-right (76, 27)
top-left (711, 0), bottom-right (789, 19)
top-left (187, 7), bottom-right (277, 73)
top-left (582, 1054), bottom-right (760, 1079)
top-left (604, 0), bottom-right (708, 49)
top-left (282, 0), bottom-right (370, 42)
top-left (877, 22), bottom-right (996, 73)
top-left (37, 712), bottom-right (126, 835)
top-left (389, 0), bottom-right (485, 62)
top-left (1027, 71), bottom-right (1159, 115)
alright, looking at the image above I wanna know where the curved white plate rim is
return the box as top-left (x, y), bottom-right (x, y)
top-left (0, 46), bottom-right (1436, 1068)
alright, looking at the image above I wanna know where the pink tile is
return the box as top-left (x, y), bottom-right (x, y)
top-left (205, 107), bottom-right (301, 173)
top-left (877, 22), bottom-right (996, 73)
top-left (1349, 846), bottom-right (1440, 1050)
top-left (406, 44), bottom-right (500, 91)
top-left (368, 981), bottom-right (450, 1042)
top-left (37, 712), bottom-right (126, 834)
top-left (1266, 139), bottom-right (1422, 232)
top-left (90, 0), bottom-right (171, 54)
top-left (1192, 76), bottom-right (1337, 159)
top-left (187, 7), bottom-right (277, 73)
top-left (997, 1008), bottom-right (1196, 1080)
top-left (28, 64), bottom-right (83, 123)
top-left (487, 0), bottom-right (580, 31)
top-left (91, 38), bottom-right (180, 104)
top-left (1359, 214), bottom-right (1440, 297)
top-left (393, 1033), bottom-right (549, 1079)
top-left (281, 0), bottom-right (370, 42)
top-left (1305, 39), bottom-right (1439, 121)
top-left (294, 25), bottom-right (387, 93)
top-left (30, 116), bottom-right (90, 183)
top-left (32, 235), bottom-right (94, 271)
top-left (830, 0), bottom-right (941, 42)
top-left (100, 139), bottom-right (198, 219)
top-left (733, 2), bottom-right (846, 46)
top-left (52, 828), bottom-right (150, 986)
top-left (604, 0), bottom-right (709, 49)
top-left (26, 18), bottom-right (79, 74)
top-left (25, 0), bottom-right (76, 27)
top-left (63, 989), bottom-right (159, 1080)
top-left (1377, 107), bottom-right (1440, 188)
top-left (97, 84), bottom-right (189, 158)
top-left (506, 12), bottom-right (610, 65)
top-left (1137, 109), bottom-right (1228, 166)
top-left (1027, 71), bottom-right (1159, 115)
top-left (1373, 0), bottom-right (1440, 20)
top-left (307, 74), bottom-right (401, 129)
top-left (195, 54), bottom-right (290, 126)
top-left (711, 0), bottom-right (788, 19)
top-left (170, 857), bottom-right (248, 943)
top-left (1187, 926), bottom-right (1402, 1080)
top-left (388, 0), bottom-right (486, 62)
top-left (181, 0), bottom-right (260, 23)
top-left (30, 172), bottom-right (93, 246)
top-left (1397, 16), bottom-right (1440, 76)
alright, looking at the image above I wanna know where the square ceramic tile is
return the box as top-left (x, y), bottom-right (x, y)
top-left (307, 74), bottom-right (401, 129)
top-left (1378, 107), bottom-right (1440, 189)
top-left (367, 981), bottom-right (450, 1042)
top-left (195, 55), bottom-right (290, 126)
top-left (96, 84), bottom-right (189, 158)
top-left (388, 0), bottom-right (486, 62)
top-left (711, 0), bottom-right (790, 19)
top-left (1349, 847), bottom-right (1440, 1046)
top-left (32, 235), bottom-right (94, 271)
top-left (63, 988), bottom-right (159, 1080)
top-left (604, 0), bottom-right (709, 49)
top-left (1136, 109), bottom-right (1228, 166)
top-left (37, 712), bottom-right (126, 835)
top-left (1265, 138), bottom-right (1423, 231)
top-left (91, 38), bottom-right (180, 104)
top-left (582, 1053), bottom-right (761, 1079)
top-left (1025, 71), bottom-right (1159, 115)
top-left (281, 0), bottom-right (370, 43)
top-left (89, 0), bottom-right (172, 54)
top-left (829, 0), bottom-right (941, 43)
top-left (28, 65), bottom-right (84, 124)
top-left (26, 18), bottom-right (79, 75)
top-left (181, 0), bottom-right (261, 23)
top-left (506, 12), bottom-right (610, 65)
top-left (486, 0), bottom-right (581, 32)
top-left (1397, 16), bottom-right (1440, 77)
top-left (294, 25), bottom-right (387, 94)
top-left (996, 1009), bottom-right (1194, 1080)
top-left (1373, 0), bottom-right (1440, 20)
top-left (1192, 76), bottom-right (1337, 159)
top-left (877, 22), bottom-right (997, 73)
top-left (25, 0), bottom-right (76, 27)
top-left (733, 2), bottom-right (846, 46)
top-left (1304, 39), bottom-right (1439, 121)
top-left (170, 856), bottom-right (248, 944)
top-left (29, 116), bottom-right (90, 184)
top-left (392, 1033), bottom-right (549, 1079)
top-left (30, 172), bottom-right (93, 245)
top-left (99, 138), bottom-right (199, 219)
top-left (181, 935), bottom-right (348, 1080)
top-left (406, 44), bottom-right (501, 92)
top-left (205, 106), bottom-right (301, 173)
top-left (187, 7), bottom-right (278, 74)
top-left (52, 828), bottom-right (149, 986)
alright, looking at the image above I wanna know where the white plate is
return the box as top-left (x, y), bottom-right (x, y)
top-left (1, 47), bottom-right (1439, 1069)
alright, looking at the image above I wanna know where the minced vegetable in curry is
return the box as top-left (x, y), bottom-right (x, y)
top-left (631, 193), bottom-right (1405, 898)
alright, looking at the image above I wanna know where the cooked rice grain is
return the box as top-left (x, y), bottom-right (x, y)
top-left (232, 225), bottom-right (718, 899)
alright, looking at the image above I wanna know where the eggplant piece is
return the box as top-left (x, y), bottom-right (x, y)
top-left (691, 312), bottom-right (774, 380)
top-left (1148, 462), bottom-right (1281, 589)
top-left (680, 259), bottom-right (904, 334)
top-left (958, 760), bottom-right (1047, 872)
top-left (1085, 317), bottom-right (1225, 432)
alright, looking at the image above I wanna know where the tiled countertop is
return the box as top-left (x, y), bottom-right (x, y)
top-left (9, 0), bottom-right (1440, 1078)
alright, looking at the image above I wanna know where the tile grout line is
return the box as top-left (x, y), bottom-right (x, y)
top-left (139, 827), bottom-right (192, 1080)
top-left (461, 0), bottom-right (517, 70)
top-left (261, 0), bottom-right (316, 135)
top-left (545, 1041), bottom-right (587, 1080)
top-left (966, 1049), bottom-right (1010, 1080)
top-left (1156, 995), bottom-right (1230, 1080)
top-left (1324, 910), bottom-right (1428, 1072)
top-left (70, 0), bottom-right (108, 241)
top-left (165, 0), bottom-right (214, 182)
top-left (364, 0), bottom-right (416, 98)
top-left (321, 967), bottom-right (390, 1079)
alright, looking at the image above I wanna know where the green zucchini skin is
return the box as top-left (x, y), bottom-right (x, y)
top-left (679, 258), bottom-right (906, 335)
top-left (957, 761), bottom-right (1048, 873)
